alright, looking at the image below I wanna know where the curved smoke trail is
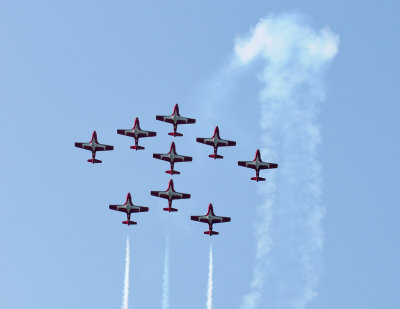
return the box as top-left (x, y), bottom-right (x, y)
top-left (207, 244), bottom-right (213, 309)
top-left (122, 236), bottom-right (130, 309)
top-left (232, 13), bottom-right (339, 309)
top-left (162, 236), bottom-right (170, 309)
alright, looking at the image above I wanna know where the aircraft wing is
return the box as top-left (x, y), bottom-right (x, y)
top-left (156, 115), bottom-right (196, 125)
top-left (109, 205), bottom-right (127, 213)
top-left (94, 143), bottom-right (114, 151)
top-left (171, 192), bottom-right (191, 200)
top-left (151, 191), bottom-right (190, 200)
top-left (176, 116), bottom-right (196, 125)
top-left (75, 142), bottom-right (92, 151)
top-left (138, 130), bottom-right (157, 138)
top-left (172, 154), bottom-right (192, 163)
top-left (259, 162), bottom-right (278, 169)
top-left (238, 161), bottom-right (278, 170)
top-left (238, 161), bottom-right (254, 168)
top-left (156, 115), bottom-right (174, 124)
top-left (190, 215), bottom-right (209, 223)
top-left (117, 129), bottom-right (156, 138)
top-left (196, 138), bottom-right (213, 146)
top-left (191, 215), bottom-right (230, 223)
top-left (213, 216), bottom-right (231, 223)
top-left (216, 139), bottom-right (236, 147)
top-left (238, 161), bottom-right (277, 169)
top-left (153, 153), bottom-right (170, 162)
top-left (129, 205), bottom-right (149, 213)
top-left (196, 138), bottom-right (235, 147)
top-left (150, 190), bottom-right (167, 198)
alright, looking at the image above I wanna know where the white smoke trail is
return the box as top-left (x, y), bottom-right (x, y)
top-left (162, 236), bottom-right (170, 309)
top-left (122, 236), bottom-right (130, 309)
top-left (231, 13), bottom-right (339, 309)
top-left (207, 244), bottom-right (213, 309)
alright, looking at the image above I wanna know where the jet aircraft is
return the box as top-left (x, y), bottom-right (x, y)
top-left (117, 117), bottom-right (157, 150)
top-left (75, 131), bottom-right (114, 164)
top-left (109, 193), bottom-right (149, 226)
top-left (156, 104), bottom-right (196, 137)
top-left (196, 126), bottom-right (236, 159)
top-left (191, 203), bottom-right (231, 236)
top-left (238, 149), bottom-right (278, 182)
top-left (150, 179), bottom-right (191, 212)
top-left (153, 141), bottom-right (192, 175)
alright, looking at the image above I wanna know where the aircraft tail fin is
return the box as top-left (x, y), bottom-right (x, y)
top-left (251, 176), bottom-right (266, 182)
top-left (208, 154), bottom-right (223, 159)
top-left (204, 231), bottom-right (219, 236)
top-left (163, 207), bottom-right (178, 212)
top-left (88, 159), bottom-right (102, 164)
top-left (130, 145), bottom-right (145, 150)
top-left (122, 220), bottom-right (137, 225)
top-left (166, 169), bottom-right (180, 175)
top-left (168, 132), bottom-right (183, 137)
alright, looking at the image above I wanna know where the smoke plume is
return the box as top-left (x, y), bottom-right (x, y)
top-left (207, 244), bottom-right (213, 309)
top-left (232, 13), bottom-right (339, 309)
top-left (122, 236), bottom-right (130, 309)
top-left (162, 236), bottom-right (170, 309)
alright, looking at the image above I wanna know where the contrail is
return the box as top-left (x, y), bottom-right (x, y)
top-left (206, 244), bottom-right (213, 309)
top-left (162, 236), bottom-right (170, 309)
top-left (231, 13), bottom-right (339, 309)
top-left (122, 236), bottom-right (130, 309)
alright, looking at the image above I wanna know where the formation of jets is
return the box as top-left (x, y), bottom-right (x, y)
top-left (75, 104), bottom-right (278, 236)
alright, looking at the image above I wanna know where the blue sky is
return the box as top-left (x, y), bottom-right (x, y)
top-left (0, 1), bottom-right (399, 309)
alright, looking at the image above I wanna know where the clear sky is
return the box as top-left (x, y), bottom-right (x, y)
top-left (0, 1), bottom-right (399, 309)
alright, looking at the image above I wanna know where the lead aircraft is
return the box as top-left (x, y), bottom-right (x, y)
top-left (191, 203), bottom-right (231, 236)
top-left (150, 179), bottom-right (191, 212)
top-left (153, 141), bottom-right (192, 175)
top-left (117, 117), bottom-right (156, 150)
top-left (238, 149), bottom-right (278, 182)
top-left (156, 104), bottom-right (196, 137)
top-left (196, 126), bottom-right (236, 159)
top-left (109, 193), bottom-right (149, 226)
top-left (75, 131), bottom-right (114, 164)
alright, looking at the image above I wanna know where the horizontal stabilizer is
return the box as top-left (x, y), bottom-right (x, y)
top-left (163, 207), bottom-right (178, 212)
top-left (122, 220), bottom-right (137, 225)
top-left (166, 169), bottom-right (180, 175)
top-left (130, 145), bottom-right (145, 150)
top-left (168, 132), bottom-right (183, 137)
top-left (204, 231), bottom-right (219, 236)
top-left (208, 154), bottom-right (223, 159)
top-left (251, 176), bottom-right (266, 182)
top-left (88, 159), bottom-right (102, 164)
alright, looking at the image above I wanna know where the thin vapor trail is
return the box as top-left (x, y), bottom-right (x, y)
top-left (122, 236), bottom-right (130, 309)
top-left (207, 244), bottom-right (213, 309)
top-left (162, 236), bottom-right (170, 309)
